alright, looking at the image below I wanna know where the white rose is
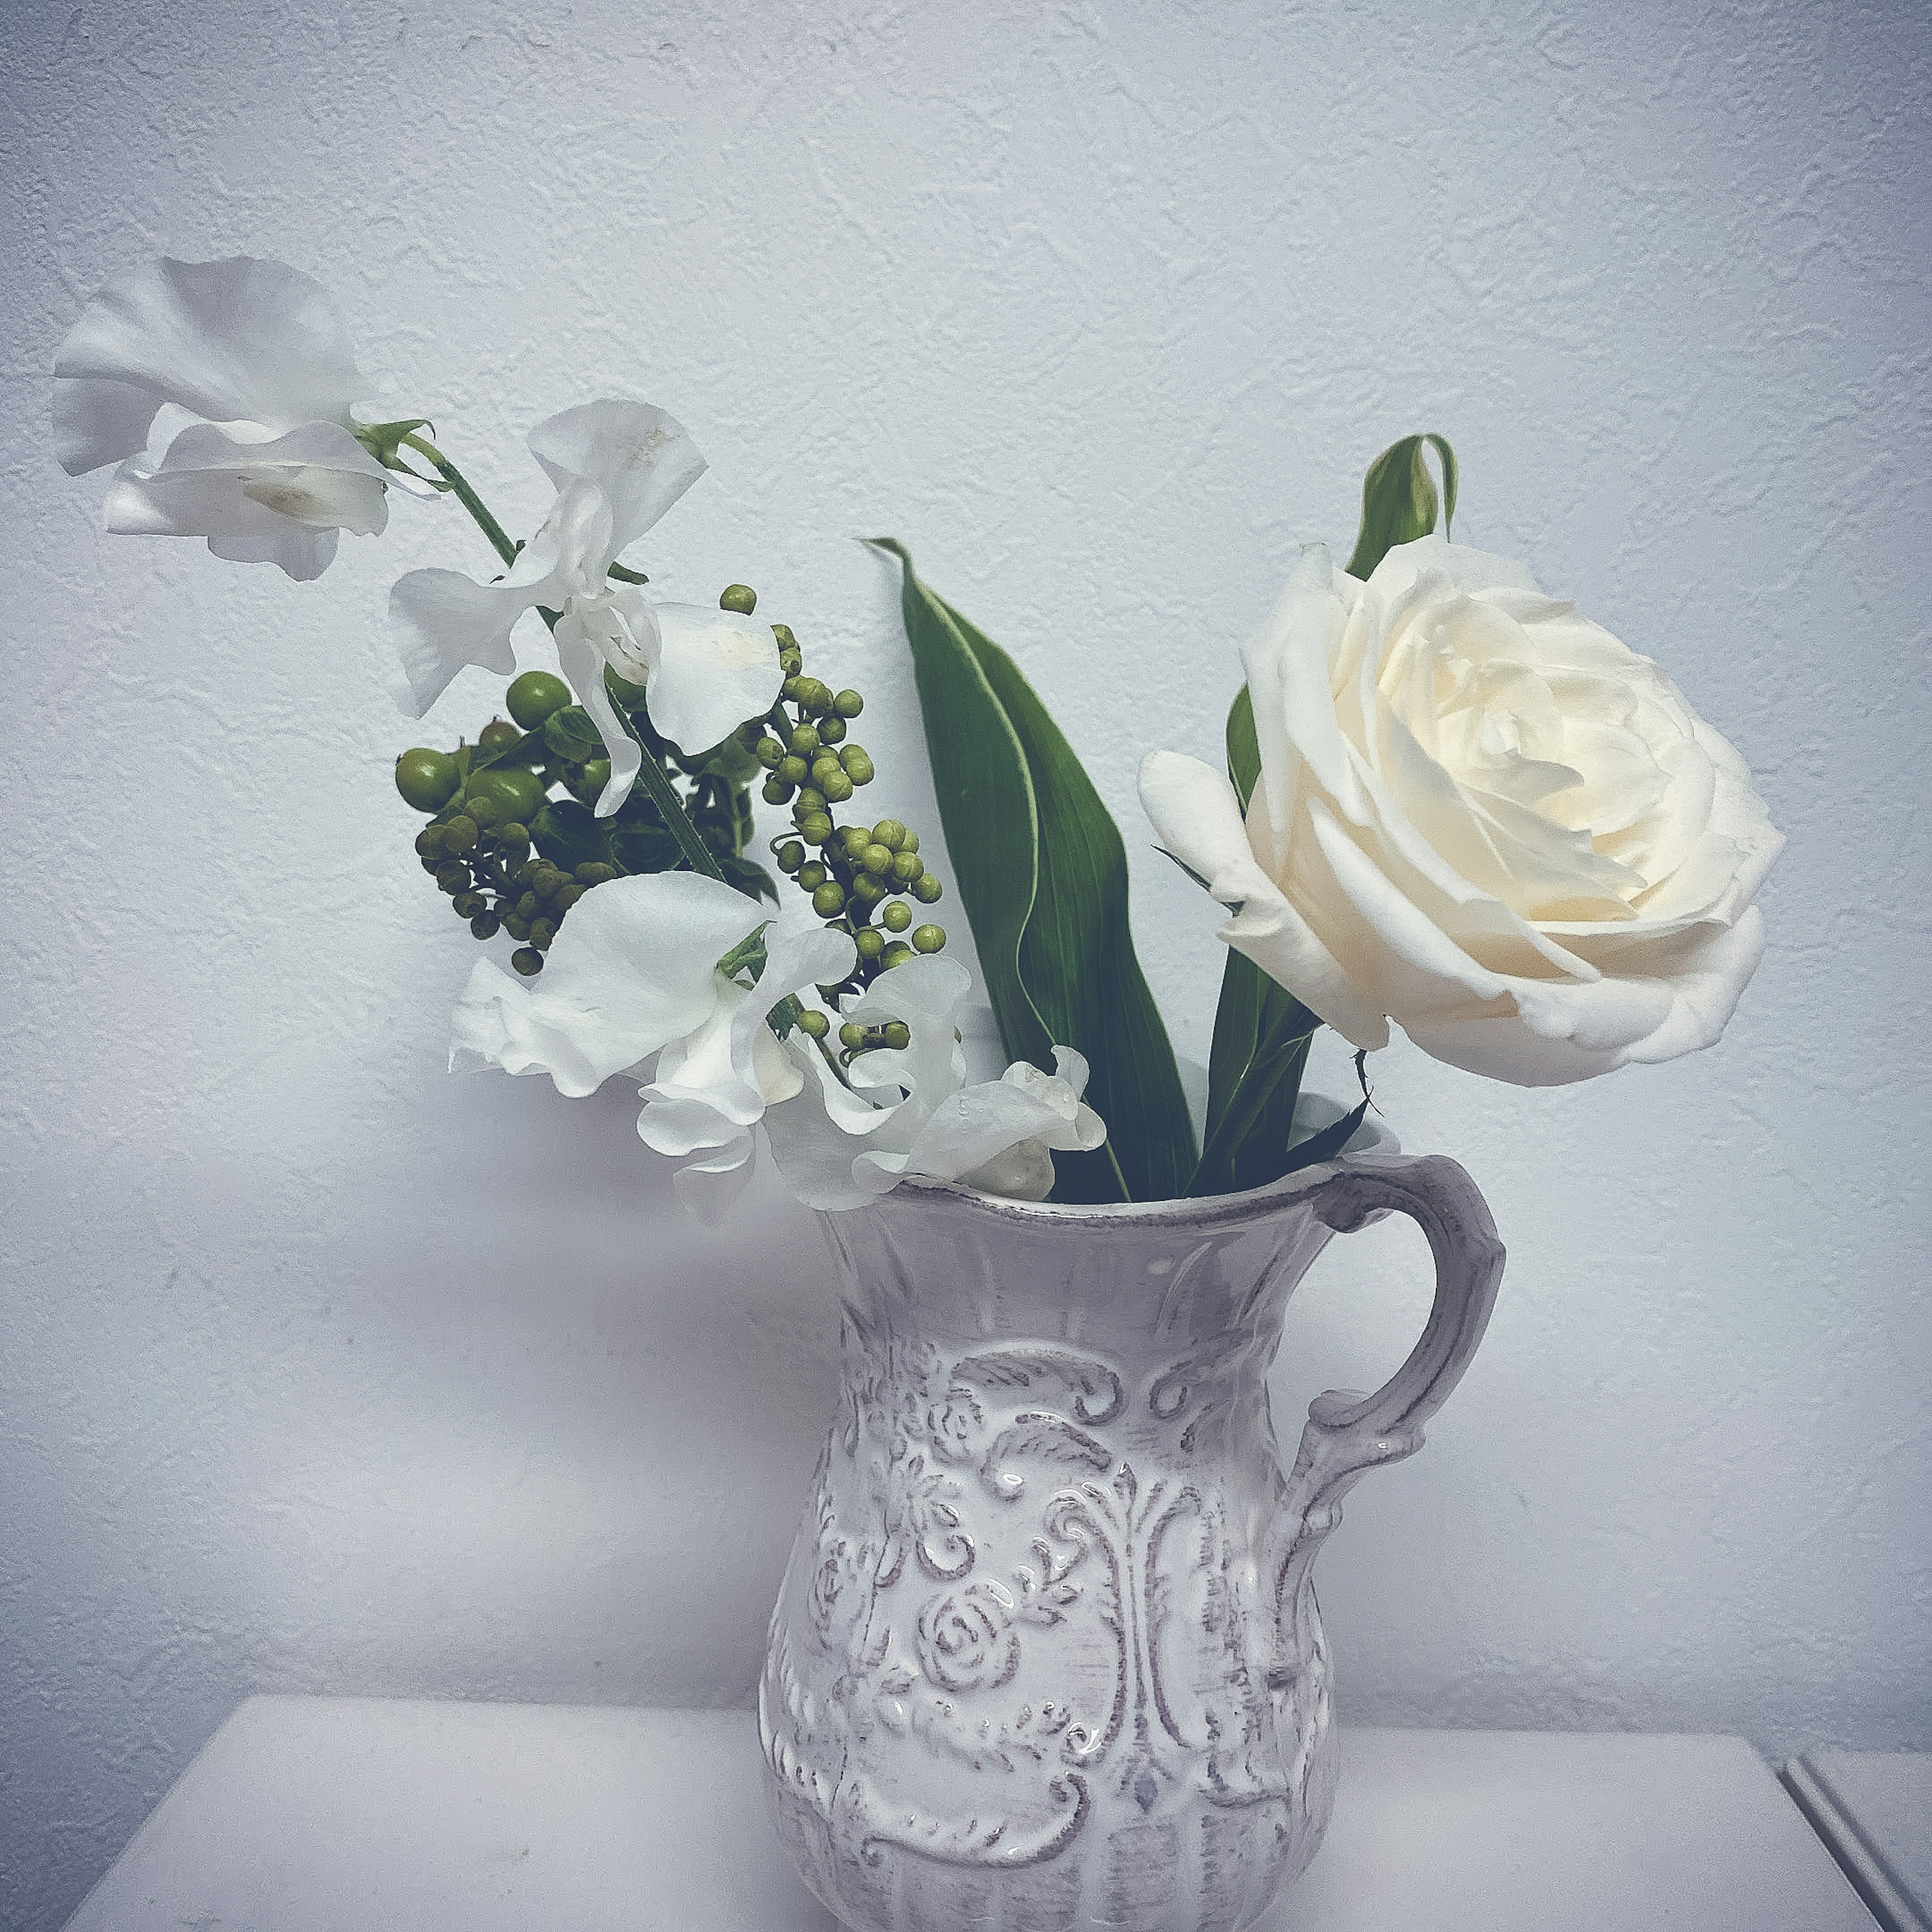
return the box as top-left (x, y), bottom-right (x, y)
top-left (1140, 535), bottom-right (1783, 1086)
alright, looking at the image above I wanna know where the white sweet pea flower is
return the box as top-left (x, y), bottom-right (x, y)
top-left (450, 869), bottom-right (788, 1096)
top-left (389, 399), bottom-right (781, 816)
top-left (449, 868), bottom-right (854, 1218)
top-left (1140, 535), bottom-right (1783, 1086)
top-left (763, 957), bottom-right (1107, 1210)
top-left (636, 919), bottom-right (859, 1221)
top-left (53, 256), bottom-right (395, 580)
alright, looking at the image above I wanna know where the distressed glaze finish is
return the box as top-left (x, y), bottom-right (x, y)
top-left (759, 1140), bottom-right (1505, 1932)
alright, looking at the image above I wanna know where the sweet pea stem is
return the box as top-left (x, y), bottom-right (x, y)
top-left (399, 432), bottom-right (519, 570)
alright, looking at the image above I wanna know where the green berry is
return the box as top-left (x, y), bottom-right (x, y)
top-left (466, 793), bottom-right (503, 829)
top-left (851, 873), bottom-right (887, 905)
top-left (576, 862), bottom-right (618, 885)
top-left (756, 737), bottom-right (785, 769)
top-left (580, 757), bottom-right (611, 796)
top-left (818, 715), bottom-right (847, 745)
top-left (435, 861), bottom-right (470, 896)
top-left (881, 1021), bottom-right (911, 1051)
top-left (477, 718), bottom-right (522, 758)
top-left (861, 842), bottom-right (894, 876)
top-left (870, 820), bottom-right (905, 852)
top-left (505, 916), bottom-right (532, 942)
top-left (798, 862), bottom-right (828, 892)
top-left (443, 816), bottom-right (478, 853)
top-left (882, 901), bottom-right (912, 933)
top-left (796, 678), bottom-right (833, 714)
top-left (516, 892), bottom-right (540, 921)
top-left (901, 831), bottom-right (919, 853)
top-left (553, 882), bottom-right (585, 911)
top-left (839, 1022), bottom-right (869, 1050)
top-left (796, 1009), bottom-right (829, 1039)
top-left (833, 689), bottom-right (864, 719)
top-left (604, 665), bottom-right (650, 709)
top-left (497, 824), bottom-right (531, 863)
top-left (891, 848), bottom-right (923, 884)
top-left (763, 776), bottom-right (794, 804)
top-left (838, 826), bottom-right (871, 860)
top-left (777, 755), bottom-right (810, 786)
top-left (770, 623), bottom-right (797, 649)
top-left (912, 872), bottom-right (943, 904)
top-left (812, 881), bottom-right (846, 917)
top-left (796, 787), bottom-right (827, 815)
top-left (880, 941), bottom-right (914, 969)
top-left (470, 911), bottom-right (501, 940)
top-left (511, 946), bottom-right (544, 976)
top-left (820, 770), bottom-right (854, 804)
top-left (395, 748), bottom-right (460, 812)
top-left (810, 751), bottom-right (842, 781)
top-left (799, 812), bottom-right (834, 846)
top-left (790, 724), bottom-right (821, 756)
top-left (775, 840), bottom-right (807, 874)
top-left (464, 765), bottom-right (547, 825)
top-left (529, 918), bottom-right (558, 950)
top-left (719, 584), bottom-right (758, 614)
top-left (452, 890), bottom-right (487, 919)
top-left (840, 747), bottom-right (874, 785)
top-left (912, 924), bottom-right (946, 954)
top-left (507, 671), bottom-right (572, 729)
top-left (779, 648), bottom-right (803, 677)
top-left (854, 927), bottom-right (885, 959)
top-left (414, 826), bottom-right (444, 858)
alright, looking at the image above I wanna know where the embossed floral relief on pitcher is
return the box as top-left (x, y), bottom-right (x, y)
top-left (760, 1129), bottom-right (1505, 1932)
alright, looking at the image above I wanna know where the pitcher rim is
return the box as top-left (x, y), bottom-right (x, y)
top-left (881, 1093), bottom-right (1399, 1232)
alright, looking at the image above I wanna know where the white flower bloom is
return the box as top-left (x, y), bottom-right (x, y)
top-left (762, 957), bottom-right (1108, 1210)
top-left (636, 919), bottom-right (859, 1221)
top-left (53, 257), bottom-right (395, 581)
top-left (450, 869), bottom-right (795, 1096)
top-left (389, 399), bottom-right (780, 815)
top-left (1140, 535), bottom-right (1784, 1087)
top-left (449, 868), bottom-right (855, 1218)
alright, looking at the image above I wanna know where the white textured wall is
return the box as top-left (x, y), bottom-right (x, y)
top-left (6, 1), bottom-right (1928, 1925)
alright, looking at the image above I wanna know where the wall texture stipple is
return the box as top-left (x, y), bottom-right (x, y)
top-left (4, 2), bottom-right (1928, 1926)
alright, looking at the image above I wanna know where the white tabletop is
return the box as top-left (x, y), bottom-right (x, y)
top-left (64, 1698), bottom-right (1875, 1932)
top-left (1784, 1751), bottom-right (1931, 1932)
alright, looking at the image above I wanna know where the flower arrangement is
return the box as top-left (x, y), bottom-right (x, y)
top-left (54, 258), bottom-right (1783, 1216)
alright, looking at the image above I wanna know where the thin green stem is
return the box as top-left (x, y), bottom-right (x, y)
top-left (628, 745), bottom-right (726, 881)
top-left (400, 433), bottom-right (519, 569)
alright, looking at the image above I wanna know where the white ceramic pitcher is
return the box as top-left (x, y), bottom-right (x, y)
top-left (760, 1124), bottom-right (1504, 1932)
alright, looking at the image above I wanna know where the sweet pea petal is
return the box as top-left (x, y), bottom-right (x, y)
top-left (391, 570), bottom-right (534, 713)
top-left (526, 400), bottom-right (706, 557)
top-left (449, 871), bottom-right (765, 1096)
top-left (53, 256), bottom-right (368, 473)
top-left (103, 418), bottom-right (390, 561)
top-left (640, 604), bottom-right (783, 755)
top-left (554, 613), bottom-right (645, 815)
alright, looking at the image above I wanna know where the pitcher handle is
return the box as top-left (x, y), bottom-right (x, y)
top-left (1274, 1151), bottom-right (1506, 1632)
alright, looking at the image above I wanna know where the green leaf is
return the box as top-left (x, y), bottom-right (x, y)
top-left (1199, 434), bottom-right (1456, 1189)
top-left (715, 850), bottom-right (780, 905)
top-left (608, 821), bottom-right (680, 875)
top-left (869, 539), bottom-right (1197, 1204)
top-left (1226, 683), bottom-right (1261, 808)
top-left (1344, 432), bottom-right (1458, 582)
top-left (715, 922), bottom-right (773, 985)
top-left (531, 800), bottom-right (611, 873)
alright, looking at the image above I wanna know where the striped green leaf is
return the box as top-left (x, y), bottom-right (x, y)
top-left (870, 540), bottom-right (1197, 1204)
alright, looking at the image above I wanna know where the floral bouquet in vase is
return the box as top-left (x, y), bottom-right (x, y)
top-left (54, 257), bottom-right (1781, 1932)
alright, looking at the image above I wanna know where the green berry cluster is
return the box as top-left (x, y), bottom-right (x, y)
top-left (397, 669), bottom-right (622, 977)
top-left (753, 621), bottom-right (947, 1001)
